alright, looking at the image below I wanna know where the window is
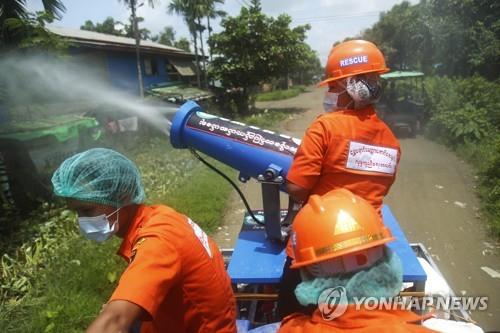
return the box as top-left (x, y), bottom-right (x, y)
top-left (144, 57), bottom-right (158, 76)
top-left (165, 62), bottom-right (181, 82)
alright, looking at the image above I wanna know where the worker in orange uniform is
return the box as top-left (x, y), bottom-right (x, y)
top-left (287, 40), bottom-right (400, 218)
top-left (279, 40), bottom-right (401, 318)
top-left (278, 189), bottom-right (438, 333)
top-left (51, 148), bottom-right (236, 333)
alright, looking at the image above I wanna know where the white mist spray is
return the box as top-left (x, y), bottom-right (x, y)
top-left (0, 53), bottom-right (176, 135)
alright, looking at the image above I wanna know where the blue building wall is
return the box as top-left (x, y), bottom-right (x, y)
top-left (0, 106), bottom-right (8, 124)
top-left (106, 51), bottom-right (169, 94)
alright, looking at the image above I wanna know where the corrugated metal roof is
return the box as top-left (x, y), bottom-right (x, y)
top-left (48, 26), bottom-right (193, 57)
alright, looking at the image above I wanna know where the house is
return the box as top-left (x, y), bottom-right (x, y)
top-left (48, 26), bottom-right (198, 95)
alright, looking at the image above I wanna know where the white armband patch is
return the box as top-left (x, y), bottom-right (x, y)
top-left (188, 218), bottom-right (213, 258)
top-left (346, 141), bottom-right (398, 175)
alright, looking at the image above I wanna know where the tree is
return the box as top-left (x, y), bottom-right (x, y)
top-left (362, 2), bottom-right (425, 71)
top-left (360, 0), bottom-right (500, 79)
top-left (118, 0), bottom-right (157, 98)
top-left (167, 0), bottom-right (225, 87)
top-left (152, 26), bottom-right (176, 46)
top-left (202, 0), bottom-right (226, 62)
top-left (174, 37), bottom-right (190, 52)
top-left (268, 14), bottom-right (310, 89)
top-left (152, 26), bottom-right (191, 52)
top-left (80, 16), bottom-right (151, 40)
top-left (123, 16), bottom-right (151, 40)
top-left (11, 11), bottom-right (68, 51)
top-left (193, 0), bottom-right (226, 87)
top-left (424, 0), bottom-right (500, 78)
top-left (291, 44), bottom-right (322, 85)
top-left (208, 0), bottom-right (311, 114)
top-left (1, 0), bottom-right (66, 45)
top-left (168, 0), bottom-right (202, 88)
top-left (80, 17), bottom-right (124, 36)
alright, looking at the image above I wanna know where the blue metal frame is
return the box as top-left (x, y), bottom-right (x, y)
top-left (228, 205), bottom-right (426, 285)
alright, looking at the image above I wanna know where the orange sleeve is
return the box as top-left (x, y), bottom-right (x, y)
top-left (110, 235), bottom-right (181, 319)
top-left (287, 118), bottom-right (330, 190)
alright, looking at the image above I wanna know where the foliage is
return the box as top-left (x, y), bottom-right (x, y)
top-left (151, 26), bottom-right (176, 45)
top-left (80, 16), bottom-right (151, 40)
top-left (424, 76), bottom-right (500, 146)
top-left (289, 44), bottom-right (322, 86)
top-left (456, 136), bottom-right (500, 237)
top-left (0, 205), bottom-right (77, 304)
top-left (0, 216), bottom-right (124, 332)
top-left (80, 17), bottom-right (124, 36)
top-left (423, 76), bottom-right (500, 236)
top-left (151, 26), bottom-right (191, 52)
top-left (256, 86), bottom-right (306, 102)
top-left (365, 0), bottom-right (500, 236)
top-left (1, 0), bottom-right (65, 47)
top-left (123, 16), bottom-right (151, 40)
top-left (1, 11), bottom-right (67, 51)
top-left (174, 37), bottom-right (191, 52)
top-left (430, 104), bottom-right (491, 144)
top-left (0, 0), bottom-right (65, 25)
top-left (478, 136), bottom-right (500, 236)
top-left (132, 138), bottom-right (234, 233)
top-left (361, 0), bottom-right (500, 79)
top-left (362, 2), bottom-right (426, 71)
top-left (208, 0), bottom-right (311, 115)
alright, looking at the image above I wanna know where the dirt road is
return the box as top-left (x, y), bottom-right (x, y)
top-left (212, 87), bottom-right (499, 330)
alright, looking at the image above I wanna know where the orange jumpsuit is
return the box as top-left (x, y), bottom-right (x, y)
top-left (109, 204), bottom-right (236, 333)
top-left (286, 105), bottom-right (400, 257)
top-left (279, 308), bottom-right (439, 333)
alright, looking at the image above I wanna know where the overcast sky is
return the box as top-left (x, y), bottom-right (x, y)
top-left (28, 0), bottom-right (418, 65)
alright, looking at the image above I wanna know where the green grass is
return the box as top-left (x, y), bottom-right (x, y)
top-left (455, 138), bottom-right (500, 238)
top-left (0, 237), bottom-right (124, 332)
top-left (240, 107), bottom-right (305, 132)
top-left (255, 86), bottom-right (306, 102)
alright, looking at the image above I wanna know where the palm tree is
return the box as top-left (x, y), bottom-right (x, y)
top-left (168, 0), bottom-right (201, 88)
top-left (203, 0), bottom-right (225, 62)
top-left (168, 0), bottom-right (225, 88)
top-left (200, 0), bottom-right (225, 87)
top-left (195, 15), bottom-right (208, 87)
top-left (118, 0), bottom-right (157, 98)
top-left (1, 0), bottom-right (66, 22)
top-left (1, 0), bottom-right (66, 44)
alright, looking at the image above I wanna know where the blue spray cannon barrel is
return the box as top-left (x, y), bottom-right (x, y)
top-left (170, 101), bottom-right (301, 182)
top-left (170, 101), bottom-right (302, 241)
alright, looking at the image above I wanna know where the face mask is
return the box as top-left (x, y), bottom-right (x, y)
top-left (346, 75), bottom-right (381, 109)
top-left (323, 91), bottom-right (344, 112)
top-left (78, 207), bottom-right (120, 243)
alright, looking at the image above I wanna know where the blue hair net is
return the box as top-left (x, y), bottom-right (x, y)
top-left (51, 148), bottom-right (145, 207)
top-left (295, 248), bottom-right (403, 306)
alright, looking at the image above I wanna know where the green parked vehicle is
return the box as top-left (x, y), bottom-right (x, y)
top-left (377, 71), bottom-right (425, 138)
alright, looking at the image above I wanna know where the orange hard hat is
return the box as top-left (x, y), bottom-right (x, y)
top-left (319, 40), bottom-right (389, 86)
top-left (290, 189), bottom-right (394, 269)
